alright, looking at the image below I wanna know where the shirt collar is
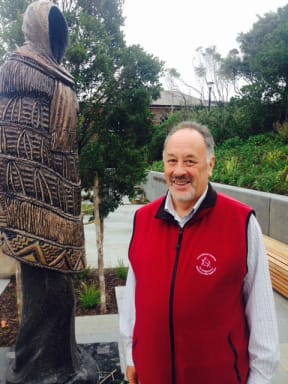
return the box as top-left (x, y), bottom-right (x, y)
top-left (164, 187), bottom-right (208, 227)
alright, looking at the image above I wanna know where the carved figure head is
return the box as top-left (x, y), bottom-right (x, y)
top-left (22, 0), bottom-right (68, 64)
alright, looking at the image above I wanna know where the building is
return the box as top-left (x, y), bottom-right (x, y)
top-left (150, 90), bottom-right (201, 124)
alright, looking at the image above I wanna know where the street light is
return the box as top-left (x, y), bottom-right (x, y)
top-left (207, 81), bottom-right (214, 111)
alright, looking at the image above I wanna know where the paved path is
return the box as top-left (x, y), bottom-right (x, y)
top-left (84, 201), bottom-right (142, 269)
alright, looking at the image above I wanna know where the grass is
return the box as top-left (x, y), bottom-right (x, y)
top-left (116, 259), bottom-right (128, 281)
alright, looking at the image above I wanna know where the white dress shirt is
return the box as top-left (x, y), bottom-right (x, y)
top-left (119, 191), bottom-right (279, 383)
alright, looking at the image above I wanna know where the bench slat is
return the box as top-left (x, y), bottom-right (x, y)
top-left (270, 278), bottom-right (288, 296)
top-left (268, 259), bottom-right (288, 274)
top-left (263, 235), bottom-right (288, 298)
top-left (267, 252), bottom-right (288, 266)
top-left (264, 235), bottom-right (288, 260)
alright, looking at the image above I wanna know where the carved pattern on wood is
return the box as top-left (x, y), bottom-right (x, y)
top-left (0, 45), bottom-right (85, 273)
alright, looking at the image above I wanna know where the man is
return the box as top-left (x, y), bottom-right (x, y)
top-left (120, 121), bottom-right (279, 384)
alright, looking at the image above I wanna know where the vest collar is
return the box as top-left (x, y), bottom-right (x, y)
top-left (155, 183), bottom-right (217, 225)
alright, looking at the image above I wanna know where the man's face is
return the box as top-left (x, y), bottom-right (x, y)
top-left (163, 128), bottom-right (215, 212)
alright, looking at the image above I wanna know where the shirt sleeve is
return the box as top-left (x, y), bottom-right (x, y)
top-left (244, 214), bottom-right (280, 384)
top-left (119, 262), bottom-right (136, 366)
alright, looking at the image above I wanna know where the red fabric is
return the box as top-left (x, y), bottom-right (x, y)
top-left (129, 191), bottom-right (252, 384)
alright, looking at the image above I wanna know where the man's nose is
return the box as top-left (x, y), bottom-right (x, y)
top-left (174, 161), bottom-right (186, 174)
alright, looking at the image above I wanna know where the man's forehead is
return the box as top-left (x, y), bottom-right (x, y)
top-left (166, 152), bottom-right (196, 158)
top-left (168, 129), bottom-right (204, 144)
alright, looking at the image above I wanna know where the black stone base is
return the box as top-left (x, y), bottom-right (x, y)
top-left (0, 343), bottom-right (125, 384)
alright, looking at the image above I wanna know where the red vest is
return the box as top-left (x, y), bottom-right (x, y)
top-left (129, 186), bottom-right (253, 384)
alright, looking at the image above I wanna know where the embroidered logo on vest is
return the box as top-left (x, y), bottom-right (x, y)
top-left (196, 253), bottom-right (216, 275)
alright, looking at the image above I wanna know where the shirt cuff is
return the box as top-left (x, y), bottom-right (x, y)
top-left (125, 346), bottom-right (134, 367)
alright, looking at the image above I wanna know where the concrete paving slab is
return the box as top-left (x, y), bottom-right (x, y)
top-left (272, 292), bottom-right (288, 383)
top-left (279, 343), bottom-right (288, 371)
top-left (0, 279), bottom-right (9, 296)
top-left (76, 314), bottom-right (119, 344)
top-left (75, 314), bottom-right (126, 375)
top-left (84, 202), bottom-right (142, 268)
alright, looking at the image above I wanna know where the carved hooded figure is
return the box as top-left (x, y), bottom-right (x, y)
top-left (0, 2), bottom-right (96, 383)
top-left (0, 0), bottom-right (86, 273)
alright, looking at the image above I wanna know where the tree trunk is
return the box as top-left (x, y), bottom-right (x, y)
top-left (15, 261), bottom-right (23, 322)
top-left (93, 174), bottom-right (106, 314)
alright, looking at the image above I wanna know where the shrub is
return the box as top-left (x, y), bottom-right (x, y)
top-left (79, 282), bottom-right (100, 309)
top-left (149, 132), bottom-right (288, 195)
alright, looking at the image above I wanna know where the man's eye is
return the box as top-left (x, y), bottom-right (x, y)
top-left (167, 159), bottom-right (177, 164)
top-left (186, 160), bottom-right (196, 165)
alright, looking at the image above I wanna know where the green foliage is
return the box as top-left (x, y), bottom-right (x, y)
top-left (274, 121), bottom-right (288, 143)
top-left (150, 131), bottom-right (288, 195)
top-left (150, 160), bottom-right (164, 172)
top-left (148, 111), bottom-right (195, 162)
top-left (80, 131), bottom-right (150, 218)
top-left (0, 0), bottom-right (29, 62)
top-left (227, 5), bottom-right (288, 123)
top-left (116, 260), bottom-right (128, 281)
top-left (81, 202), bottom-right (94, 215)
top-left (73, 265), bottom-right (95, 281)
top-left (79, 282), bottom-right (101, 309)
top-left (212, 133), bottom-right (288, 194)
top-left (64, 0), bottom-right (164, 220)
top-left (193, 46), bottom-right (234, 103)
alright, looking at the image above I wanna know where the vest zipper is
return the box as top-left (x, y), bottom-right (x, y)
top-left (228, 332), bottom-right (242, 382)
top-left (169, 227), bottom-right (184, 384)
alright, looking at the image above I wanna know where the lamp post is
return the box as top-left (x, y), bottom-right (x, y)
top-left (207, 81), bottom-right (214, 111)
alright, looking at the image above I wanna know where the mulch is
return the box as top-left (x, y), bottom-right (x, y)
top-left (0, 268), bottom-right (126, 347)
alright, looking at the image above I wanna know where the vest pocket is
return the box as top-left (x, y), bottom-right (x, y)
top-left (228, 332), bottom-right (242, 383)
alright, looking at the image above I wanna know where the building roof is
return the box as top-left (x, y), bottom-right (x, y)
top-left (151, 90), bottom-right (201, 107)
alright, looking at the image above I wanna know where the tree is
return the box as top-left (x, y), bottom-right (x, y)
top-left (229, 5), bottom-right (288, 124)
top-left (66, 0), bottom-right (163, 313)
top-left (192, 46), bottom-right (235, 103)
top-left (0, 0), bottom-right (164, 313)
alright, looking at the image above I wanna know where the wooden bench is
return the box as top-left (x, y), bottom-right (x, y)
top-left (263, 235), bottom-right (288, 298)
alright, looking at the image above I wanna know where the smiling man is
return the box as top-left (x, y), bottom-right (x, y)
top-left (163, 126), bottom-right (215, 217)
top-left (120, 121), bottom-right (279, 384)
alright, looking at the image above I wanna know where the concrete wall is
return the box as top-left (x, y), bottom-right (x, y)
top-left (141, 171), bottom-right (288, 245)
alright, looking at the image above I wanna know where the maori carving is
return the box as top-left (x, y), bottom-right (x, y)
top-left (0, 0), bottom-right (86, 273)
top-left (0, 2), bottom-right (97, 383)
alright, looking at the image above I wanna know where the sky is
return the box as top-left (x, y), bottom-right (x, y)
top-left (122, 0), bottom-right (288, 93)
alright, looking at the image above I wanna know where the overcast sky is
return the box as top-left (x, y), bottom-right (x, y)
top-left (122, 0), bottom-right (288, 90)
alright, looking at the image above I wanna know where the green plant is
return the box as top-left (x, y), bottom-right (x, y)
top-left (73, 265), bottom-right (95, 281)
top-left (81, 202), bottom-right (94, 216)
top-left (275, 121), bottom-right (288, 143)
top-left (149, 131), bottom-right (288, 195)
top-left (117, 260), bottom-right (128, 281)
top-left (79, 282), bottom-right (100, 309)
top-left (224, 156), bottom-right (238, 176)
top-left (150, 160), bottom-right (164, 172)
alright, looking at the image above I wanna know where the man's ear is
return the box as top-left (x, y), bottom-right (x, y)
top-left (208, 156), bottom-right (215, 178)
top-left (48, 6), bottom-right (68, 64)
